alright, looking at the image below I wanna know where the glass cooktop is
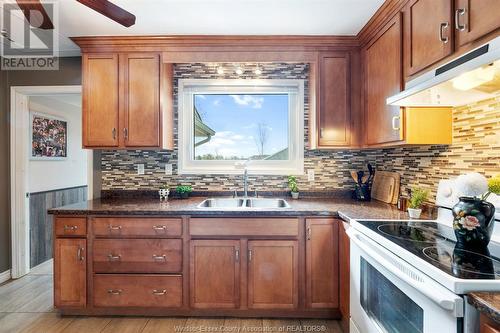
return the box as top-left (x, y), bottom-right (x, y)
top-left (356, 220), bottom-right (500, 280)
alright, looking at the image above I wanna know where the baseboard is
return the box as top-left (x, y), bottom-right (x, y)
top-left (0, 269), bottom-right (11, 284)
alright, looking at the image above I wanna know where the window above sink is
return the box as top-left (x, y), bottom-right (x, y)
top-left (178, 79), bottom-right (304, 175)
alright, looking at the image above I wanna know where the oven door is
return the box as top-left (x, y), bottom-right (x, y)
top-left (348, 228), bottom-right (464, 333)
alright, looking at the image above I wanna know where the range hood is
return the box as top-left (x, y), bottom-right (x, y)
top-left (387, 36), bottom-right (500, 107)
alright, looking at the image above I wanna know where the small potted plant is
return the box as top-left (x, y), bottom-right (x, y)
top-left (288, 176), bottom-right (300, 199)
top-left (158, 185), bottom-right (170, 201)
top-left (176, 185), bottom-right (192, 199)
top-left (407, 187), bottom-right (429, 219)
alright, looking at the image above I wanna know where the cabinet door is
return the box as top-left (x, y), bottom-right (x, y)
top-left (365, 14), bottom-right (404, 145)
top-left (317, 53), bottom-right (351, 147)
top-left (247, 240), bottom-right (298, 309)
top-left (122, 53), bottom-right (161, 147)
top-left (82, 54), bottom-right (119, 147)
top-left (190, 240), bottom-right (240, 309)
top-left (404, 0), bottom-right (453, 76)
top-left (455, 0), bottom-right (500, 48)
top-left (306, 219), bottom-right (339, 308)
top-left (54, 238), bottom-right (86, 308)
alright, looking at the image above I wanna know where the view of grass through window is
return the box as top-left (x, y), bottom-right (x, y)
top-left (193, 94), bottom-right (289, 160)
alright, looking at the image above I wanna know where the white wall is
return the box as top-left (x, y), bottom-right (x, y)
top-left (28, 95), bottom-right (87, 193)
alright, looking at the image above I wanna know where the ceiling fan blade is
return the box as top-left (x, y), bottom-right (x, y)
top-left (76, 0), bottom-right (136, 27)
top-left (15, 0), bottom-right (54, 30)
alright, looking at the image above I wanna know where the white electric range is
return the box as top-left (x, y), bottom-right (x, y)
top-left (347, 179), bottom-right (500, 333)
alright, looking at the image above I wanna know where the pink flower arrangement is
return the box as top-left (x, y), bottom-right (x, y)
top-left (458, 215), bottom-right (480, 231)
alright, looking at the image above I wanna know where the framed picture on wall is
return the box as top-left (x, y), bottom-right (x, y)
top-left (30, 112), bottom-right (68, 160)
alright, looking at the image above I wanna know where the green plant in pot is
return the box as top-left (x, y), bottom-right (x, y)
top-left (288, 176), bottom-right (299, 199)
top-left (452, 173), bottom-right (499, 247)
top-left (176, 185), bottom-right (192, 199)
top-left (407, 187), bottom-right (429, 219)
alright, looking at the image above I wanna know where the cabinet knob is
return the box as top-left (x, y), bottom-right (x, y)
top-left (248, 249), bottom-right (253, 262)
top-left (108, 225), bottom-right (122, 233)
top-left (152, 254), bottom-right (167, 262)
top-left (64, 225), bottom-right (78, 232)
top-left (107, 254), bottom-right (121, 261)
top-left (307, 226), bottom-right (312, 240)
top-left (152, 225), bottom-right (167, 233)
top-left (112, 128), bottom-right (117, 140)
top-left (152, 289), bottom-right (167, 296)
top-left (439, 22), bottom-right (450, 43)
top-left (235, 249), bottom-right (240, 262)
top-left (107, 289), bottom-right (122, 295)
top-left (455, 8), bottom-right (467, 31)
top-left (123, 128), bottom-right (128, 140)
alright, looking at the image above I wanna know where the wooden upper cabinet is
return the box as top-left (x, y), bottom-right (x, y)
top-left (247, 240), bottom-right (298, 309)
top-left (54, 238), bottom-right (86, 308)
top-left (82, 52), bottom-right (172, 149)
top-left (190, 240), bottom-right (240, 309)
top-left (122, 53), bottom-right (161, 147)
top-left (317, 52), bottom-right (351, 147)
top-left (403, 0), bottom-right (454, 77)
top-left (454, 0), bottom-right (500, 48)
top-left (82, 54), bottom-right (119, 148)
top-left (306, 219), bottom-right (339, 309)
top-left (365, 14), bottom-right (404, 146)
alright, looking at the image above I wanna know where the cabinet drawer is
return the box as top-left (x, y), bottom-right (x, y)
top-left (55, 217), bottom-right (87, 237)
top-left (93, 239), bottom-right (182, 273)
top-left (94, 274), bottom-right (182, 308)
top-left (93, 217), bottom-right (182, 237)
top-left (190, 218), bottom-right (299, 237)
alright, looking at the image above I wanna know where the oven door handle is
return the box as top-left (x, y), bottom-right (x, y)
top-left (347, 228), bottom-right (464, 317)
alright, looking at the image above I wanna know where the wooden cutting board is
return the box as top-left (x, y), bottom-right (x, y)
top-left (371, 171), bottom-right (400, 204)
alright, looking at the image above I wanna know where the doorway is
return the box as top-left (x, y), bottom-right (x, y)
top-left (10, 86), bottom-right (93, 278)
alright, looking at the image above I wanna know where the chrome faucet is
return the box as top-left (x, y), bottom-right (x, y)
top-left (243, 167), bottom-right (248, 198)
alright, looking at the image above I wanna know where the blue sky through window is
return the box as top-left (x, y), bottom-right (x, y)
top-left (194, 94), bottom-right (289, 160)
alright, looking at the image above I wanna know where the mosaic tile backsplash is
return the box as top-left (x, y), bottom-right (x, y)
top-left (101, 63), bottom-right (500, 201)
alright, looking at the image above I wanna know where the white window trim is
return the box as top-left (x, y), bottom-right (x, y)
top-left (178, 79), bottom-right (304, 175)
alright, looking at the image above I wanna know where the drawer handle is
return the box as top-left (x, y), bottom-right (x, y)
top-left (392, 115), bottom-right (401, 131)
top-left (439, 22), bottom-right (449, 43)
top-left (77, 247), bottom-right (85, 261)
top-left (107, 254), bottom-right (121, 261)
top-left (152, 254), bottom-right (167, 262)
top-left (152, 225), bottom-right (167, 233)
top-left (152, 289), bottom-right (167, 296)
top-left (108, 225), bottom-right (122, 233)
top-left (455, 8), bottom-right (467, 31)
top-left (64, 225), bottom-right (78, 232)
top-left (107, 289), bottom-right (122, 295)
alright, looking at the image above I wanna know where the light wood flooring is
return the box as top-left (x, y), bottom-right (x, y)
top-left (0, 261), bottom-right (343, 333)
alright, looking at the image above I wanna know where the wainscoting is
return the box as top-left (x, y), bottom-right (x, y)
top-left (29, 186), bottom-right (87, 268)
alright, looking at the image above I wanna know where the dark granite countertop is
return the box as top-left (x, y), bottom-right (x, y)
top-left (468, 292), bottom-right (500, 323)
top-left (48, 196), bottom-right (429, 220)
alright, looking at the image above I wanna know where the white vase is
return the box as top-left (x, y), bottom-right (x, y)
top-left (407, 208), bottom-right (422, 219)
top-left (291, 192), bottom-right (299, 199)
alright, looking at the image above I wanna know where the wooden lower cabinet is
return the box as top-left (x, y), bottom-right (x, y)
top-left (93, 274), bottom-right (182, 308)
top-left (481, 314), bottom-right (500, 333)
top-left (190, 240), bottom-right (240, 309)
top-left (248, 240), bottom-right (299, 309)
top-left (54, 215), bottom-right (339, 317)
top-left (54, 238), bottom-right (86, 308)
top-left (306, 219), bottom-right (339, 308)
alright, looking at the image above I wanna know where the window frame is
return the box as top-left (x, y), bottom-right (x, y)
top-left (178, 79), bottom-right (304, 175)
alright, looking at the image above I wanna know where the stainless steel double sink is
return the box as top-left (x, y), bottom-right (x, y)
top-left (197, 198), bottom-right (291, 209)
